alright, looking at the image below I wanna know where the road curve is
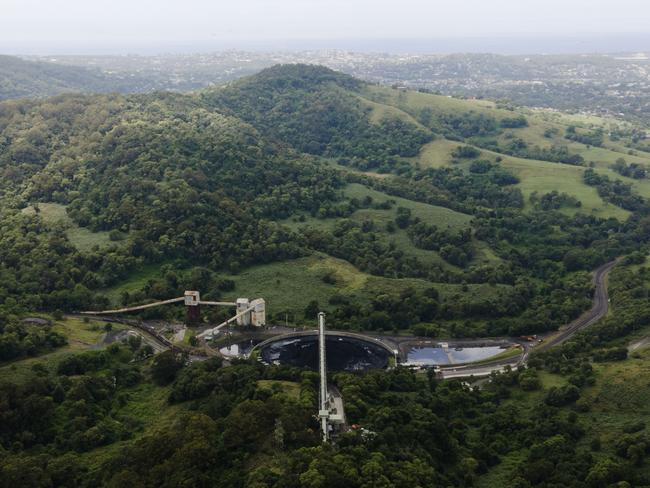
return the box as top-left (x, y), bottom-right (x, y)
top-left (440, 259), bottom-right (617, 379)
top-left (537, 259), bottom-right (617, 351)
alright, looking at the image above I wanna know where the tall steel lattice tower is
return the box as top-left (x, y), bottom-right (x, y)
top-left (317, 312), bottom-right (329, 442)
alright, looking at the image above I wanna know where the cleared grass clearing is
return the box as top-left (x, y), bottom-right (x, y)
top-left (0, 352), bottom-right (68, 385)
top-left (344, 183), bottom-right (472, 230)
top-left (502, 154), bottom-right (629, 220)
top-left (476, 450), bottom-right (528, 488)
top-left (281, 182), bottom-right (472, 232)
top-left (282, 183), bottom-right (477, 271)
top-left (21, 203), bottom-right (121, 252)
top-left (361, 86), bottom-right (642, 220)
top-left (570, 143), bottom-right (650, 167)
top-left (257, 380), bottom-right (301, 400)
top-left (360, 84), bottom-right (511, 120)
top-left (410, 138), bottom-right (463, 168)
top-left (99, 263), bottom-right (172, 304)
top-left (473, 240), bottom-right (503, 265)
top-left (413, 139), bottom-right (630, 220)
top-left (0, 317), bottom-right (126, 385)
top-left (66, 227), bottom-right (116, 252)
top-left (220, 255), bottom-right (357, 319)
top-left (21, 202), bottom-right (69, 222)
top-left (499, 124), bottom-right (559, 149)
top-left (531, 108), bottom-right (616, 128)
top-left (52, 316), bottom-right (119, 349)
top-left (359, 95), bottom-right (426, 128)
top-left (219, 254), bottom-right (510, 322)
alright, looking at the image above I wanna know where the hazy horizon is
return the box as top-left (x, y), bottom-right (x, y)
top-left (2, 0), bottom-right (650, 56)
top-left (3, 34), bottom-right (650, 57)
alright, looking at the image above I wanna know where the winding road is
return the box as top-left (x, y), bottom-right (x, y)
top-left (441, 259), bottom-right (617, 379)
top-left (536, 260), bottom-right (616, 351)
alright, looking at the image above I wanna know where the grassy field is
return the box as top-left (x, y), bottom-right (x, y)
top-left (360, 85), bottom-right (512, 122)
top-left (413, 138), bottom-right (464, 167)
top-left (99, 263), bottom-right (172, 304)
top-left (413, 139), bottom-right (631, 220)
top-left (359, 95), bottom-right (426, 128)
top-left (21, 203), bottom-right (120, 252)
top-left (282, 182), bottom-right (480, 271)
top-left (281, 183), bottom-right (473, 231)
top-left (218, 254), bottom-right (511, 324)
top-left (0, 316), bottom-right (125, 385)
top-left (358, 85), bottom-right (644, 221)
top-left (256, 380), bottom-right (301, 400)
top-left (52, 316), bottom-right (119, 349)
top-left (344, 183), bottom-right (472, 230)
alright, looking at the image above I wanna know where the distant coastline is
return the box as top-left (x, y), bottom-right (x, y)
top-left (2, 33), bottom-right (650, 56)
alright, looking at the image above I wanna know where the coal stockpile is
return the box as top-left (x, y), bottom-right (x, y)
top-left (260, 335), bottom-right (390, 371)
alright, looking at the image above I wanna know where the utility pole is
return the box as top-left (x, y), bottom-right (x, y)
top-left (317, 312), bottom-right (329, 442)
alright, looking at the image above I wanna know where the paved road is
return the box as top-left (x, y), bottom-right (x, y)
top-left (440, 260), bottom-right (617, 379)
top-left (537, 259), bottom-right (616, 351)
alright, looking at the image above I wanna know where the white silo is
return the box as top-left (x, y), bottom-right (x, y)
top-left (236, 298), bottom-right (251, 326)
top-left (251, 298), bottom-right (266, 327)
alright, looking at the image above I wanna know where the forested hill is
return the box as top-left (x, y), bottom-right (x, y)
top-left (202, 64), bottom-right (432, 159)
top-left (2, 63), bottom-right (650, 335)
top-left (0, 55), bottom-right (157, 100)
top-left (6, 63), bottom-right (650, 487)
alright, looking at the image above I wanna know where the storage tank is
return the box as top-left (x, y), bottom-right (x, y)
top-left (236, 298), bottom-right (251, 326)
top-left (251, 299), bottom-right (266, 327)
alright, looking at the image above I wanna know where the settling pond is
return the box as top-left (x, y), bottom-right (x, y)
top-left (219, 336), bottom-right (514, 370)
top-left (257, 335), bottom-right (391, 372)
top-left (405, 345), bottom-right (507, 366)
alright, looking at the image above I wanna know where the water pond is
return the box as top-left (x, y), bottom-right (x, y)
top-left (406, 345), bottom-right (505, 365)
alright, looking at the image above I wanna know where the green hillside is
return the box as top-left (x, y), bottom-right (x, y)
top-left (2, 64), bottom-right (648, 339)
top-left (413, 138), bottom-right (630, 220)
top-left (4, 63), bottom-right (650, 487)
top-left (0, 55), bottom-right (143, 100)
top-left (362, 84), bottom-right (650, 217)
top-left (4, 258), bottom-right (650, 486)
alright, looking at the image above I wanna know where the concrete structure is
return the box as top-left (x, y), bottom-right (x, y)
top-left (236, 298), bottom-right (250, 325)
top-left (317, 312), bottom-right (345, 442)
top-left (251, 298), bottom-right (266, 327)
top-left (198, 298), bottom-right (266, 339)
top-left (184, 291), bottom-right (201, 325)
top-left (318, 312), bottom-right (329, 441)
top-left (80, 291), bottom-right (265, 330)
top-left (184, 290), bottom-right (200, 306)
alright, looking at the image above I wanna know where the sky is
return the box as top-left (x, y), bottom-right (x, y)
top-left (1, 0), bottom-right (650, 54)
